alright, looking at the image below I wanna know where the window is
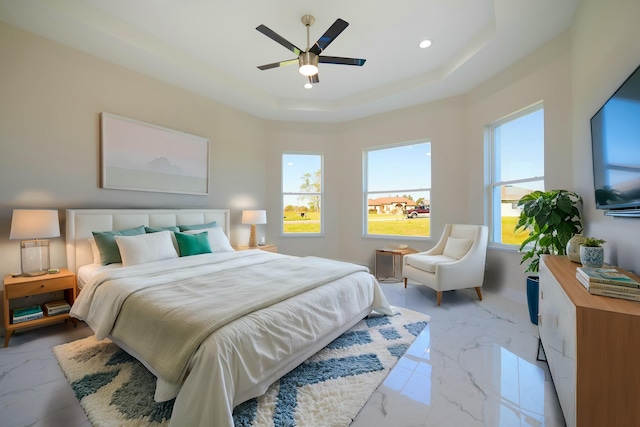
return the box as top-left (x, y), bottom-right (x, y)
top-left (282, 153), bottom-right (323, 235)
top-left (487, 104), bottom-right (544, 246)
top-left (364, 141), bottom-right (431, 238)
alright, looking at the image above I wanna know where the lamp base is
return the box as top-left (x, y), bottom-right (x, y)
top-left (20, 239), bottom-right (50, 277)
top-left (249, 224), bottom-right (258, 248)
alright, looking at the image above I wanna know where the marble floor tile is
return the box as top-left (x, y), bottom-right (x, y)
top-left (0, 282), bottom-right (565, 427)
top-left (351, 282), bottom-right (565, 426)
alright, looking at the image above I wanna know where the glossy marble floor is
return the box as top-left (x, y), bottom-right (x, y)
top-left (0, 281), bottom-right (565, 427)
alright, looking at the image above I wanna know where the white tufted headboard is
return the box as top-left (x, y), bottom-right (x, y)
top-left (66, 208), bottom-right (231, 274)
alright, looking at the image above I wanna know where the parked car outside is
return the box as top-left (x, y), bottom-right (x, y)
top-left (405, 205), bottom-right (430, 218)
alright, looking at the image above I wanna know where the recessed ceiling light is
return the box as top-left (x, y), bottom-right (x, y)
top-left (304, 82), bottom-right (313, 89)
top-left (419, 39), bottom-right (432, 49)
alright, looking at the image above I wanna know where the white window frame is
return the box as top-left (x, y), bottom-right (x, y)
top-left (363, 140), bottom-right (431, 239)
top-left (281, 152), bottom-right (324, 236)
top-left (486, 102), bottom-right (544, 248)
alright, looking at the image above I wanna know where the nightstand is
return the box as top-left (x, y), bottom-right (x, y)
top-left (233, 244), bottom-right (278, 253)
top-left (3, 268), bottom-right (76, 347)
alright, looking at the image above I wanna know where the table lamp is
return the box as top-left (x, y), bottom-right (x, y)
top-left (241, 210), bottom-right (267, 248)
top-left (9, 209), bottom-right (60, 276)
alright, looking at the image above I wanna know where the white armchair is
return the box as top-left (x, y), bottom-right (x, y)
top-left (402, 224), bottom-right (488, 306)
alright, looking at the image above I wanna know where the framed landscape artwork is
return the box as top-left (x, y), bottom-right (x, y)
top-left (100, 113), bottom-right (209, 195)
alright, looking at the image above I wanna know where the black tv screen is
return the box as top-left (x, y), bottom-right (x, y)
top-left (590, 64), bottom-right (640, 216)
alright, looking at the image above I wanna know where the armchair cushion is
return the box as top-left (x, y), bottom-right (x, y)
top-left (443, 237), bottom-right (473, 260)
top-left (405, 254), bottom-right (456, 273)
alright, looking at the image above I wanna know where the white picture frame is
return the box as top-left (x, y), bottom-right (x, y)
top-left (100, 112), bottom-right (209, 195)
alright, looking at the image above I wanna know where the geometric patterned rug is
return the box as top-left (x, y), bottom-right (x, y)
top-left (53, 307), bottom-right (430, 427)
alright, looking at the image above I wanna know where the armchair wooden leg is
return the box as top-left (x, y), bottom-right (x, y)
top-left (403, 277), bottom-right (408, 289)
top-left (436, 291), bottom-right (442, 306)
top-left (475, 287), bottom-right (483, 301)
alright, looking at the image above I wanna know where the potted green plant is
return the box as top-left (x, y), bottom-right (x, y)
top-left (514, 189), bottom-right (583, 324)
top-left (579, 237), bottom-right (606, 268)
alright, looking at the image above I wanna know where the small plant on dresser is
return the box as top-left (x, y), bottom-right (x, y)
top-left (579, 237), bottom-right (606, 268)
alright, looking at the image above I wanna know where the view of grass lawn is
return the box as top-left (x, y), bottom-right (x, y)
top-left (283, 211), bottom-right (321, 233)
top-left (367, 215), bottom-right (430, 236)
top-left (502, 216), bottom-right (528, 245)
top-left (283, 211), bottom-right (528, 245)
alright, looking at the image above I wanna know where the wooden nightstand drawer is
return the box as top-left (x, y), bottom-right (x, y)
top-left (5, 275), bottom-right (74, 298)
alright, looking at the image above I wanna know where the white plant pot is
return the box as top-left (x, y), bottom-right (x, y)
top-left (566, 234), bottom-right (586, 263)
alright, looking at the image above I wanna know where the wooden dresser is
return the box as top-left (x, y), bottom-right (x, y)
top-left (539, 255), bottom-right (640, 427)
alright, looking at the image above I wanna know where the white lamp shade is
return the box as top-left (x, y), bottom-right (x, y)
top-left (10, 209), bottom-right (60, 240)
top-left (242, 210), bottom-right (267, 225)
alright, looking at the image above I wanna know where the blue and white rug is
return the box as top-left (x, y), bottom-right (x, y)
top-left (53, 307), bottom-right (430, 427)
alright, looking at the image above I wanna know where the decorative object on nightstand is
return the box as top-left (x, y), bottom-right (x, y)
top-left (9, 209), bottom-right (60, 276)
top-left (579, 237), bottom-right (606, 268)
top-left (242, 210), bottom-right (267, 248)
top-left (3, 268), bottom-right (77, 347)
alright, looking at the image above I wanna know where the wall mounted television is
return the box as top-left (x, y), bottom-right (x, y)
top-left (590, 63), bottom-right (640, 217)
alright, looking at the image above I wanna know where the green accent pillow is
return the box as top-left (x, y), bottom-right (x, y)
top-left (177, 221), bottom-right (217, 231)
top-left (145, 226), bottom-right (180, 233)
top-left (175, 231), bottom-right (212, 257)
top-left (92, 225), bottom-right (146, 265)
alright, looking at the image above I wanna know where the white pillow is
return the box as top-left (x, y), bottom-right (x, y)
top-left (88, 237), bottom-right (101, 264)
top-left (114, 231), bottom-right (179, 266)
top-left (183, 227), bottom-right (234, 253)
top-left (442, 237), bottom-right (473, 260)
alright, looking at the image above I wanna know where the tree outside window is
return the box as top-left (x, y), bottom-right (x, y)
top-left (282, 153), bottom-right (323, 234)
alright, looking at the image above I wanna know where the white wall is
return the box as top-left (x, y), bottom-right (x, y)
top-left (263, 121), bottom-right (342, 258)
top-left (0, 22), bottom-right (269, 275)
top-left (465, 32), bottom-right (573, 296)
top-left (335, 97), bottom-right (469, 267)
top-left (570, 0), bottom-right (640, 274)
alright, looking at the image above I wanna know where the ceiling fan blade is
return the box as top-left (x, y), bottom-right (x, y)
top-left (257, 59), bottom-right (298, 70)
top-left (319, 56), bottom-right (366, 66)
top-left (256, 25), bottom-right (303, 56)
top-left (309, 18), bottom-right (349, 55)
top-left (309, 74), bottom-right (319, 84)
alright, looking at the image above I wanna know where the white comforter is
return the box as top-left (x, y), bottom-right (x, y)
top-left (71, 250), bottom-right (392, 427)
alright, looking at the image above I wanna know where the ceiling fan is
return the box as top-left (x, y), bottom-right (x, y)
top-left (256, 15), bottom-right (366, 85)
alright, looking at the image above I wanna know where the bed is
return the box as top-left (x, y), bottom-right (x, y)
top-left (65, 208), bottom-right (392, 427)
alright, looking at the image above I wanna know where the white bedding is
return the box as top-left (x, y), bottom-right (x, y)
top-left (77, 263), bottom-right (121, 289)
top-left (70, 250), bottom-right (392, 427)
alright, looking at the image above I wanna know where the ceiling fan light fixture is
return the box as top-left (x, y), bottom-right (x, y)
top-left (304, 82), bottom-right (313, 89)
top-left (299, 52), bottom-right (319, 76)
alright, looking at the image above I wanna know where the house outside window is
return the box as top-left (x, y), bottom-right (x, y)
top-left (364, 141), bottom-right (431, 238)
top-left (487, 103), bottom-right (544, 246)
top-left (282, 153), bottom-right (323, 235)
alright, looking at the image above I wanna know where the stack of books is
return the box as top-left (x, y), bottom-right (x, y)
top-left (576, 267), bottom-right (640, 301)
top-left (12, 305), bottom-right (44, 324)
top-left (43, 300), bottom-right (71, 316)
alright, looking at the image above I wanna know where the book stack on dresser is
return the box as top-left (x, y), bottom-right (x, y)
top-left (575, 267), bottom-right (640, 301)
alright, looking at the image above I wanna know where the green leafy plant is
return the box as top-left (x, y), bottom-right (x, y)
top-left (581, 237), bottom-right (606, 247)
top-left (515, 189), bottom-right (583, 273)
